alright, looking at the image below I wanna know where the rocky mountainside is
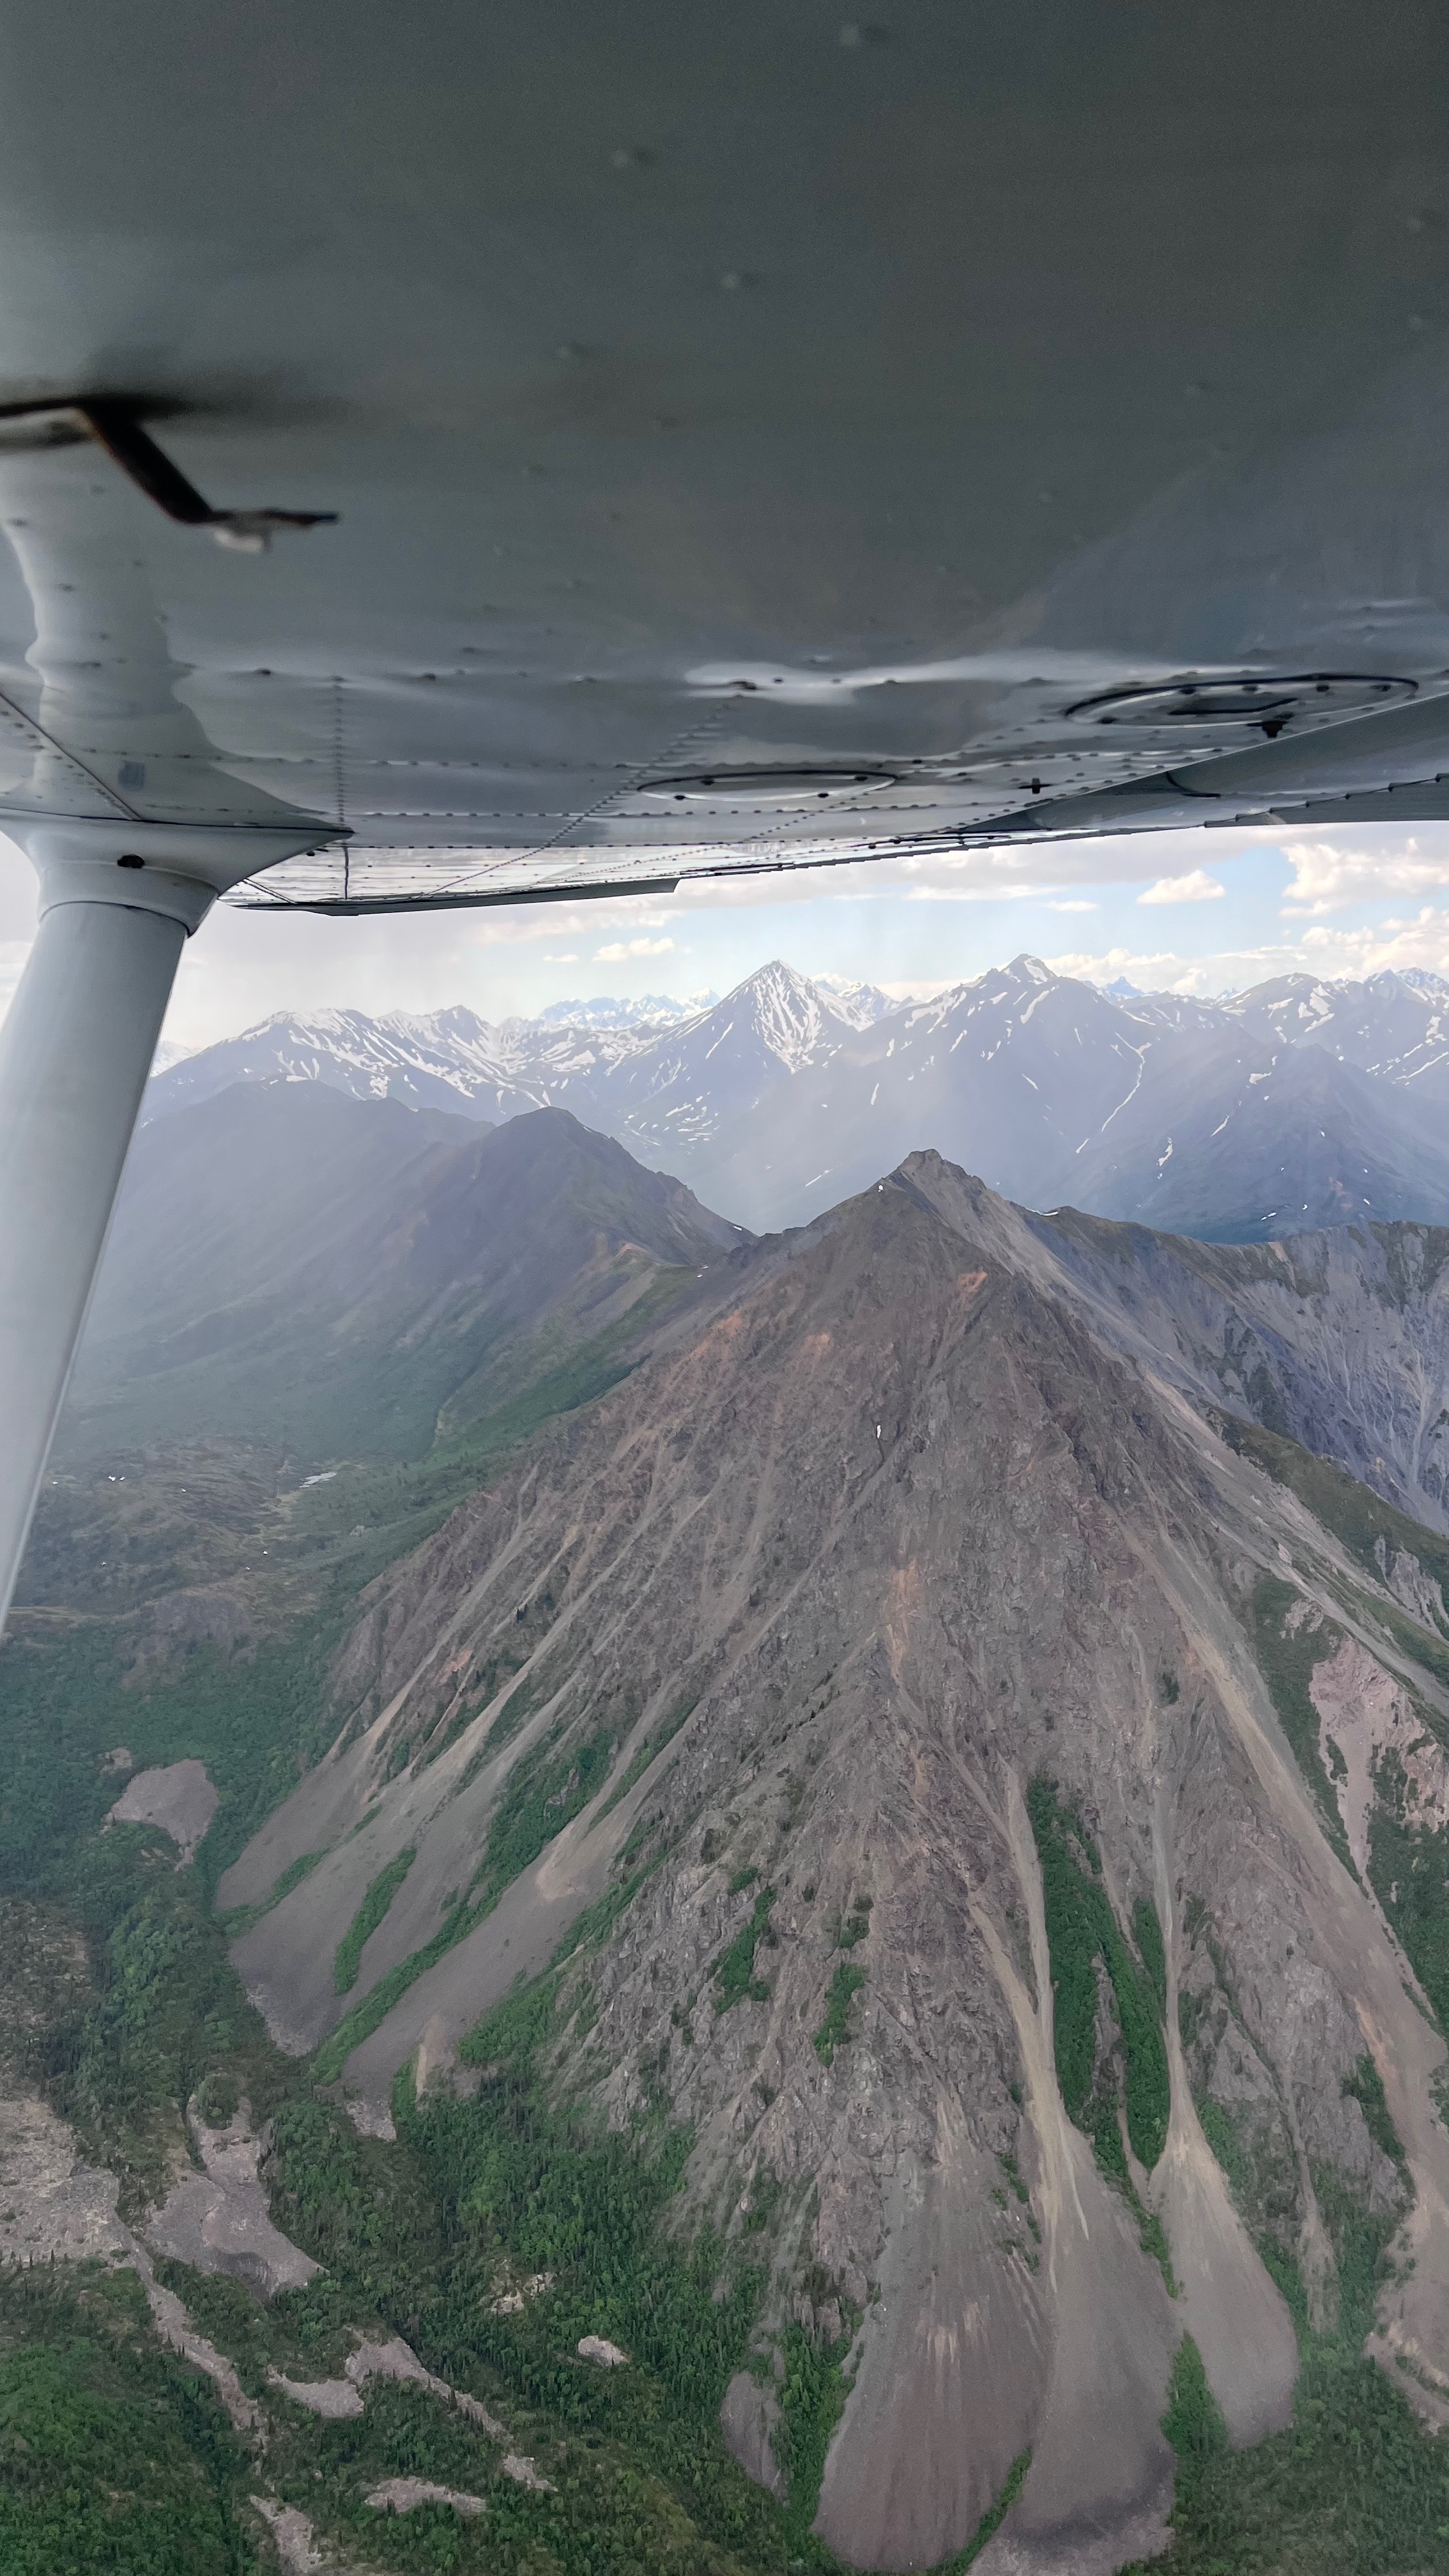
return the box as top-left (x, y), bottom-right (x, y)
top-left (215, 1153), bottom-right (1449, 2573)
top-left (65, 1087), bottom-right (746, 1460)
top-left (148, 959), bottom-right (1449, 1241)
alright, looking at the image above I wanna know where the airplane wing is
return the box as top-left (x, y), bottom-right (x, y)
top-left (0, 0), bottom-right (1445, 915)
top-left (0, 0), bottom-right (1447, 1618)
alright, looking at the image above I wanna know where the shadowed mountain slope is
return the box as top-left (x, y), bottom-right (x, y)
top-left (221, 1153), bottom-right (1449, 2572)
top-left (65, 1089), bottom-right (746, 1461)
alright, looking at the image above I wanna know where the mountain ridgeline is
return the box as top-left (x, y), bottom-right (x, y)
top-left (61, 1093), bottom-right (747, 1461)
top-left (17, 1063), bottom-right (1449, 2570)
top-left (148, 955), bottom-right (1449, 1243)
top-left (203, 1153), bottom-right (1449, 2570)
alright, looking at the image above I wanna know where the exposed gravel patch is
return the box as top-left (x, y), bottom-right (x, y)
top-left (145, 2099), bottom-right (319, 2296)
top-left (106, 1758), bottom-right (218, 1861)
top-left (0, 2091), bottom-right (130, 2266)
top-left (365, 2477), bottom-right (487, 2516)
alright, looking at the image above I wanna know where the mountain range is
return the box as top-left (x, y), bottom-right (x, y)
top-left (210, 1149), bottom-right (1449, 2571)
top-left (148, 957), bottom-right (1449, 1243)
top-left (18, 1075), bottom-right (1449, 2569)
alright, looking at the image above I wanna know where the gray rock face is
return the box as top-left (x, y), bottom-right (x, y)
top-left (144, 2099), bottom-right (319, 2296)
top-left (105, 1758), bottom-right (218, 1862)
top-left (227, 1153), bottom-right (1449, 2572)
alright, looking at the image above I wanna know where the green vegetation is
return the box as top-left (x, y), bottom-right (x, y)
top-left (476, 1726), bottom-right (615, 1909)
top-left (715, 1885), bottom-right (776, 2010)
top-left (599, 1694), bottom-right (698, 1817)
top-left (218, 1844), bottom-right (325, 1939)
top-left (1123, 2158), bottom-right (1449, 2576)
top-left (334, 1843), bottom-right (416, 1993)
top-left (267, 1968), bottom-right (831, 2570)
top-left (775, 2319), bottom-right (855, 2549)
top-left (1227, 1411), bottom-right (1449, 1711)
top-left (1342, 2051), bottom-right (1409, 2173)
top-left (940, 2448), bottom-right (1032, 2573)
top-left (1224, 1415), bottom-right (1449, 1632)
top-left (1246, 1575), bottom-right (1355, 1867)
top-left (0, 2264), bottom-right (250, 2576)
top-left (812, 1963), bottom-right (866, 2067)
top-left (1133, 1894), bottom-right (1167, 2018)
top-left (0, 1309), bottom-right (860, 2569)
top-left (315, 1722), bottom-right (618, 2080)
top-left (1027, 1781), bottom-right (1170, 2171)
top-left (1194, 2092), bottom-right (1251, 2207)
top-left (0, 1614), bottom-right (341, 1914)
top-left (836, 1894), bottom-right (872, 1950)
top-left (1368, 1749), bottom-right (1449, 2038)
top-left (14, 1802), bottom-right (306, 2215)
top-left (1151, 2039), bottom-right (1430, 2574)
top-left (1160, 2334), bottom-right (1228, 2461)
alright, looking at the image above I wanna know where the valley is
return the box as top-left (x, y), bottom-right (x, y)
top-left (12, 1083), bottom-right (1449, 2570)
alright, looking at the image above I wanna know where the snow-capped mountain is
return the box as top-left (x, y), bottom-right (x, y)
top-left (533, 990), bottom-right (719, 1028)
top-left (145, 1002), bottom-right (661, 1126)
top-left (812, 974), bottom-right (896, 1028)
top-left (1217, 970), bottom-right (1449, 1103)
top-left (144, 965), bottom-right (895, 1148)
top-left (145, 958), bottom-right (1449, 1242)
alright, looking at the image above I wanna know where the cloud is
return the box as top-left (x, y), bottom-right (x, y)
top-left (542, 952), bottom-right (580, 963)
top-left (1046, 906), bottom-right (1449, 996)
top-left (1296, 905), bottom-right (1449, 979)
top-left (1043, 899), bottom-right (1098, 913)
top-left (1278, 827), bottom-right (1449, 915)
top-left (657, 824), bottom-right (1284, 917)
top-left (876, 977), bottom-right (962, 1000)
top-left (1045, 944), bottom-right (1227, 993)
top-left (594, 935), bottom-right (677, 962)
top-left (1137, 870), bottom-right (1225, 906)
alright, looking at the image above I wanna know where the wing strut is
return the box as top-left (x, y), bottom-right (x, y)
top-left (0, 819), bottom-right (325, 1629)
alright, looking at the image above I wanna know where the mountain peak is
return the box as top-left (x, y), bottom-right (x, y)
top-left (533, 991), bottom-right (717, 1029)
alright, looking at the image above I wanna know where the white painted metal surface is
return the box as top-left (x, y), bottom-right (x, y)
top-left (0, 2), bottom-right (1445, 1618)
top-left (0, 817), bottom-right (325, 1627)
top-left (0, 889), bottom-right (186, 1621)
top-left (0, 1), bottom-right (1445, 901)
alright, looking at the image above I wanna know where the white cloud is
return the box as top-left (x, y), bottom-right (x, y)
top-left (1043, 899), bottom-right (1098, 913)
top-left (1278, 827), bottom-right (1449, 915)
top-left (1046, 906), bottom-right (1449, 997)
top-left (1045, 944), bottom-right (1228, 993)
top-left (1296, 905), bottom-right (1449, 979)
top-left (1137, 870), bottom-right (1225, 906)
top-left (660, 825), bottom-right (1284, 917)
top-left (542, 951), bottom-right (580, 963)
top-left (594, 935), bottom-right (677, 962)
top-left (876, 977), bottom-right (961, 1000)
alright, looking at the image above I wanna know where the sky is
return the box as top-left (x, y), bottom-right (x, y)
top-left (6, 819), bottom-right (1449, 1046)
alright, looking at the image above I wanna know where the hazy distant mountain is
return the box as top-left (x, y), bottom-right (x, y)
top-left (1220, 969), bottom-right (1449, 1107)
top-left (67, 1089), bottom-right (744, 1459)
top-left (146, 958), bottom-right (1449, 1241)
top-left (812, 972), bottom-right (897, 1027)
top-left (533, 990), bottom-right (719, 1027)
top-left (144, 973), bottom-right (894, 1137)
top-left (144, 1004), bottom-right (653, 1125)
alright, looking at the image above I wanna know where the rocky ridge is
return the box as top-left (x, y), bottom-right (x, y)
top-left (219, 1156), bottom-right (1449, 2571)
